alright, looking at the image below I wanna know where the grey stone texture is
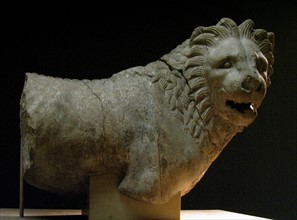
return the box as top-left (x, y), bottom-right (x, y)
top-left (20, 18), bottom-right (275, 204)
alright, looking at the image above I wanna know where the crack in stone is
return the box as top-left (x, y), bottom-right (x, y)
top-left (81, 80), bottom-right (106, 144)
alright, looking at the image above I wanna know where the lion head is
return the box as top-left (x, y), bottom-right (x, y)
top-left (183, 18), bottom-right (275, 127)
top-left (157, 18), bottom-right (274, 131)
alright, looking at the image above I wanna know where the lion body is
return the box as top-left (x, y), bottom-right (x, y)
top-left (20, 18), bottom-right (274, 204)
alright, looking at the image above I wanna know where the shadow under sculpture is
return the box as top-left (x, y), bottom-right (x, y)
top-left (20, 18), bottom-right (275, 208)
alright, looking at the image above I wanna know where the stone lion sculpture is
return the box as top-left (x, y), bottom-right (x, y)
top-left (20, 18), bottom-right (275, 204)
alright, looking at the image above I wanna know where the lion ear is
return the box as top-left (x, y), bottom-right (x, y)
top-left (239, 19), bottom-right (254, 39)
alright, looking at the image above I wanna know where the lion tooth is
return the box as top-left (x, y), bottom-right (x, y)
top-left (250, 104), bottom-right (256, 112)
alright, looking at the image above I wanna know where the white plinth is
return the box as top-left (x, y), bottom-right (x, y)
top-left (0, 208), bottom-right (272, 219)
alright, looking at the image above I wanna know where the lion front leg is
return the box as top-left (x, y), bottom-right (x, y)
top-left (117, 140), bottom-right (163, 204)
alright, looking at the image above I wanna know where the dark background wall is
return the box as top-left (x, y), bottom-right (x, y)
top-left (1, 2), bottom-right (296, 220)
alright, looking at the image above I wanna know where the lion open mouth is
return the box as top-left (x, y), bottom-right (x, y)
top-left (226, 100), bottom-right (256, 114)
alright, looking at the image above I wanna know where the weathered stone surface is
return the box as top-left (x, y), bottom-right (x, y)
top-left (20, 18), bottom-right (275, 204)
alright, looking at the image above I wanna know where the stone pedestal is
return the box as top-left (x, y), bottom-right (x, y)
top-left (87, 174), bottom-right (181, 220)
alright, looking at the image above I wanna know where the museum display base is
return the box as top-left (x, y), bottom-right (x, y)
top-left (86, 174), bottom-right (181, 219)
top-left (0, 208), bottom-right (272, 219)
top-left (10, 173), bottom-right (273, 219)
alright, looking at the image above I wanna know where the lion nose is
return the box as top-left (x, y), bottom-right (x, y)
top-left (241, 75), bottom-right (262, 92)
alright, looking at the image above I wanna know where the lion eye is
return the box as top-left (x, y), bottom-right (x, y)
top-left (215, 57), bottom-right (234, 69)
top-left (217, 60), bottom-right (232, 69)
top-left (223, 61), bottom-right (232, 68)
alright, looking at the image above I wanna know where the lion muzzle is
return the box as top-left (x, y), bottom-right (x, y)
top-left (241, 75), bottom-right (264, 93)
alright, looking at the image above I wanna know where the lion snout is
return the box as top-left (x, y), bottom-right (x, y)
top-left (241, 75), bottom-right (263, 93)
